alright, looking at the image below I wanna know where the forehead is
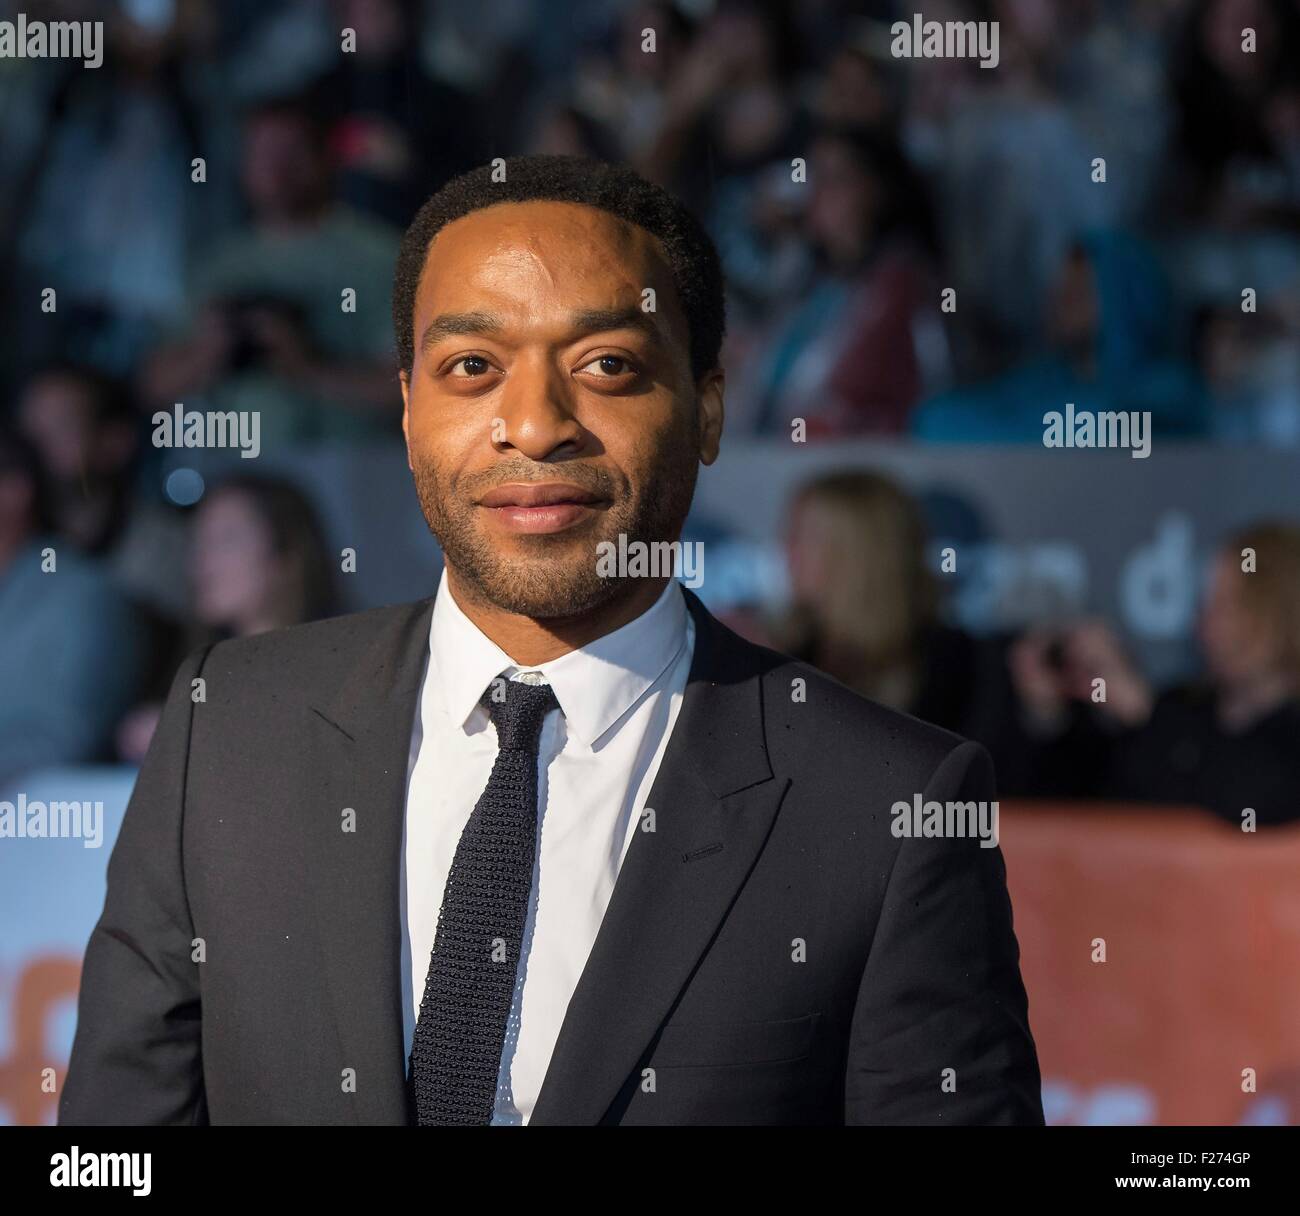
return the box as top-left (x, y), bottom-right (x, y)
top-left (416, 200), bottom-right (680, 321)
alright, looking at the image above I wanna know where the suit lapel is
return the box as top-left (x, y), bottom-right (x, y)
top-left (530, 590), bottom-right (789, 1125)
top-left (304, 598), bottom-right (433, 1124)
top-left (300, 588), bottom-right (786, 1126)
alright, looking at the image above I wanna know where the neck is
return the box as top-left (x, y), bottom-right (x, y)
top-left (446, 570), bottom-right (669, 666)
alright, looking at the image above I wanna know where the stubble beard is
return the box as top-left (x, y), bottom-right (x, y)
top-left (410, 431), bottom-right (700, 621)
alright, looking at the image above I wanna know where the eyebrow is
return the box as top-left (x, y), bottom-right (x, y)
top-left (419, 311), bottom-right (502, 352)
top-left (418, 306), bottom-right (662, 355)
top-left (568, 307), bottom-right (661, 341)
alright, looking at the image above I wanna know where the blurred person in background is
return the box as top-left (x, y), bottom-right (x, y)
top-left (1196, 292), bottom-right (1300, 442)
top-left (4, 0), bottom-right (212, 377)
top-left (1162, 0), bottom-right (1300, 443)
top-left (731, 127), bottom-right (945, 436)
top-left (141, 95), bottom-right (401, 445)
top-left (1167, 0), bottom-right (1300, 232)
top-left (811, 34), bottom-right (899, 137)
top-left (752, 29), bottom-right (903, 331)
top-left (16, 362), bottom-right (139, 557)
top-left (639, 0), bottom-right (804, 206)
top-left (0, 426), bottom-right (145, 789)
top-left (639, 0), bottom-right (810, 327)
top-left (115, 473), bottom-right (337, 763)
top-left (191, 473), bottom-right (336, 637)
top-left (1010, 520), bottom-right (1300, 825)
top-left (308, 0), bottom-right (483, 226)
top-left (902, 0), bottom-right (1173, 378)
top-left (525, 102), bottom-right (621, 163)
top-left (14, 362), bottom-right (198, 751)
top-left (712, 24), bottom-right (904, 342)
top-left (569, 0), bottom-right (695, 166)
top-left (912, 229), bottom-right (1208, 441)
top-left (773, 469), bottom-right (1034, 786)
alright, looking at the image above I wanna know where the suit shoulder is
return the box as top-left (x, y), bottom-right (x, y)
top-left (753, 644), bottom-right (969, 776)
top-left (196, 600), bottom-right (431, 691)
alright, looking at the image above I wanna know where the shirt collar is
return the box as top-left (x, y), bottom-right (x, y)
top-left (428, 568), bottom-right (689, 749)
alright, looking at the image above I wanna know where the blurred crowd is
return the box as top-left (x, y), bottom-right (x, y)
top-left (750, 471), bottom-right (1300, 827)
top-left (1, 0), bottom-right (1299, 823)
top-left (4, 0), bottom-right (1300, 439)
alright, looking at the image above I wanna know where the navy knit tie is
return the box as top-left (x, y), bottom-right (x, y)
top-left (408, 677), bottom-right (559, 1125)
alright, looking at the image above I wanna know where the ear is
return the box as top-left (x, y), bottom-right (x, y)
top-left (399, 369), bottom-right (414, 473)
top-left (696, 368), bottom-right (724, 466)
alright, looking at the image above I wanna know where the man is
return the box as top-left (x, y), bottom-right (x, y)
top-left (60, 154), bottom-right (1043, 1126)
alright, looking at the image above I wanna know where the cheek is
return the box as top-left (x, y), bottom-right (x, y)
top-left (596, 402), bottom-right (681, 474)
top-left (408, 385), bottom-right (493, 465)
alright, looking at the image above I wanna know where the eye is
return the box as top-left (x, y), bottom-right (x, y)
top-left (449, 355), bottom-right (492, 377)
top-left (577, 354), bottom-right (637, 377)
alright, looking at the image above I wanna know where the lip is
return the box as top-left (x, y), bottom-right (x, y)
top-left (477, 482), bottom-right (605, 509)
top-left (476, 482), bottom-right (607, 534)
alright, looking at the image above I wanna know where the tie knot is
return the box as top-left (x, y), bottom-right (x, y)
top-left (480, 677), bottom-right (559, 752)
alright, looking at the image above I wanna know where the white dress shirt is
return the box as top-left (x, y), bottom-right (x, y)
top-left (401, 569), bottom-right (695, 1124)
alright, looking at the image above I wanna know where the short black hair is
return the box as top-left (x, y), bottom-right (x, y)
top-left (392, 154), bottom-right (725, 380)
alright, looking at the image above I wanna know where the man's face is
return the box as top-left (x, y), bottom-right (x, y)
top-left (401, 200), bottom-right (723, 619)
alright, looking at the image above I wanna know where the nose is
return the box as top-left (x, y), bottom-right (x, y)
top-left (491, 353), bottom-right (588, 462)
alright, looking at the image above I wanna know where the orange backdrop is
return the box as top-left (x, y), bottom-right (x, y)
top-left (1001, 802), bottom-right (1300, 1125)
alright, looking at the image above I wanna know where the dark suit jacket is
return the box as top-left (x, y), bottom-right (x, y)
top-left (59, 587), bottom-right (1043, 1125)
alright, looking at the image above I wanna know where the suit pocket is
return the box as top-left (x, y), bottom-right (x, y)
top-left (648, 1013), bottom-right (819, 1069)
